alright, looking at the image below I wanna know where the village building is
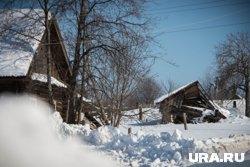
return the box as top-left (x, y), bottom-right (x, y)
top-left (0, 10), bottom-right (101, 126)
top-left (0, 10), bottom-right (72, 121)
top-left (154, 81), bottom-right (226, 124)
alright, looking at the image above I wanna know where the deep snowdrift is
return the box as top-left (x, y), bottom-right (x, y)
top-left (53, 108), bottom-right (250, 166)
top-left (0, 95), bottom-right (249, 167)
top-left (0, 95), bottom-right (115, 167)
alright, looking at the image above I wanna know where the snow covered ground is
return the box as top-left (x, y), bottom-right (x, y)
top-left (0, 95), bottom-right (250, 167)
top-left (52, 100), bottom-right (250, 166)
top-left (117, 107), bottom-right (250, 166)
top-left (119, 108), bottom-right (250, 140)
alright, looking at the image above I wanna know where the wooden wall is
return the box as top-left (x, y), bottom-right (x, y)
top-left (0, 77), bottom-right (68, 121)
top-left (0, 77), bottom-right (26, 94)
top-left (159, 83), bottom-right (218, 124)
top-left (25, 80), bottom-right (68, 121)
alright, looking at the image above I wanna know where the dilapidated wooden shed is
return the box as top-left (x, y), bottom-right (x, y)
top-left (154, 81), bottom-right (226, 124)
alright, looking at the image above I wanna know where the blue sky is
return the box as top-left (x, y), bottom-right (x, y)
top-left (145, 0), bottom-right (250, 85)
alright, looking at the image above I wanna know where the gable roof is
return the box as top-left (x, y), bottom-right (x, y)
top-left (154, 81), bottom-right (198, 104)
top-left (0, 9), bottom-right (71, 78)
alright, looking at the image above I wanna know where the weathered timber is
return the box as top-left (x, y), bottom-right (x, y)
top-left (183, 112), bottom-right (188, 130)
top-left (0, 17), bottom-right (72, 120)
top-left (85, 112), bottom-right (102, 128)
top-left (156, 81), bottom-right (226, 124)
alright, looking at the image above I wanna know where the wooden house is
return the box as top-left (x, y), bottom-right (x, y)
top-left (0, 10), bottom-right (72, 121)
top-left (154, 81), bottom-right (226, 124)
top-left (0, 10), bottom-right (103, 127)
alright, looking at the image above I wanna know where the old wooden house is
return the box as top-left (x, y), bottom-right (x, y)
top-left (0, 10), bottom-right (104, 127)
top-left (154, 81), bottom-right (226, 124)
top-left (0, 10), bottom-right (73, 121)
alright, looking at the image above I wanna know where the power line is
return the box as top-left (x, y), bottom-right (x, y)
top-left (154, 21), bottom-right (250, 35)
top-left (146, 1), bottom-right (250, 15)
top-left (147, 0), bottom-right (226, 12)
top-left (164, 9), bottom-right (246, 31)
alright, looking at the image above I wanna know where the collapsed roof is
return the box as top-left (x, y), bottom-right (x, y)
top-left (155, 81), bottom-right (226, 123)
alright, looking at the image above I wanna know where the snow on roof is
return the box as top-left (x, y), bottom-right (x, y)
top-left (154, 81), bottom-right (198, 104)
top-left (31, 73), bottom-right (67, 88)
top-left (0, 43), bottom-right (34, 76)
top-left (0, 9), bottom-right (47, 77)
top-left (76, 93), bottom-right (92, 103)
top-left (82, 97), bottom-right (92, 103)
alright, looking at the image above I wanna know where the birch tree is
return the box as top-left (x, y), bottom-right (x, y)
top-left (62, 0), bottom-right (150, 123)
top-left (215, 32), bottom-right (250, 117)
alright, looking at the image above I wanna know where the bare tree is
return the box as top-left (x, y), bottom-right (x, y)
top-left (1, 0), bottom-right (151, 124)
top-left (38, 0), bottom-right (53, 105)
top-left (161, 79), bottom-right (178, 94)
top-left (61, 0), bottom-right (150, 123)
top-left (87, 35), bottom-right (150, 127)
top-left (129, 76), bottom-right (162, 106)
top-left (215, 32), bottom-right (250, 117)
top-left (200, 69), bottom-right (218, 99)
top-left (0, 0), bottom-right (68, 107)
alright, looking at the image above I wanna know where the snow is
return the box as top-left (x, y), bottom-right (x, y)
top-left (31, 73), bottom-right (67, 88)
top-left (77, 93), bottom-right (92, 102)
top-left (0, 95), bottom-right (250, 167)
top-left (215, 99), bottom-right (246, 116)
top-left (120, 108), bottom-right (250, 140)
top-left (82, 96), bottom-right (92, 102)
top-left (52, 106), bottom-right (250, 166)
top-left (0, 9), bottom-right (46, 77)
top-left (0, 43), bottom-right (34, 76)
top-left (0, 94), bottom-right (115, 167)
top-left (117, 108), bottom-right (250, 166)
top-left (154, 81), bottom-right (197, 104)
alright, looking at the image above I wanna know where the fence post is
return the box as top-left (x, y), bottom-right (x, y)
top-left (139, 104), bottom-right (143, 121)
top-left (233, 101), bottom-right (237, 108)
top-left (183, 112), bottom-right (188, 130)
top-left (128, 127), bottom-right (132, 134)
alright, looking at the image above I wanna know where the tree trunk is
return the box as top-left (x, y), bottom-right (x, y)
top-left (139, 104), bottom-right (143, 121)
top-left (77, 62), bottom-right (87, 124)
top-left (114, 109), bottom-right (122, 127)
top-left (67, 0), bottom-right (86, 124)
top-left (44, 2), bottom-right (53, 108)
top-left (245, 81), bottom-right (250, 117)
